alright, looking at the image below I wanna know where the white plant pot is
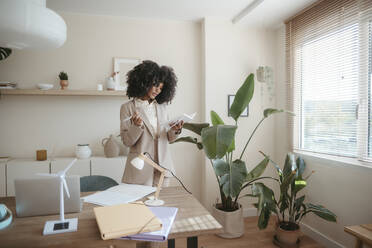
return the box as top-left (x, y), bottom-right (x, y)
top-left (211, 204), bottom-right (244, 239)
top-left (75, 144), bottom-right (92, 159)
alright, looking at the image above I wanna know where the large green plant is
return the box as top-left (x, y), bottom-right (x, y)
top-left (248, 152), bottom-right (337, 229)
top-left (171, 73), bottom-right (292, 211)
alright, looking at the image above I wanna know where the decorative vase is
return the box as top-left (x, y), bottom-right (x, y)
top-left (102, 135), bottom-right (119, 158)
top-left (275, 222), bottom-right (301, 247)
top-left (60, 80), bottom-right (69, 90)
top-left (75, 144), bottom-right (92, 159)
top-left (211, 204), bottom-right (244, 238)
top-left (106, 77), bottom-right (116, 91)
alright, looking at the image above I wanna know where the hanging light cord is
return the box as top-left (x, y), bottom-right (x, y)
top-left (144, 152), bottom-right (192, 194)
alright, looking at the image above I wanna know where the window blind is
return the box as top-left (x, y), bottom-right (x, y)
top-left (286, 0), bottom-right (372, 160)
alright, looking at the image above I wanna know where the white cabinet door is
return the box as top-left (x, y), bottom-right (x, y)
top-left (0, 162), bottom-right (5, 197)
top-left (51, 158), bottom-right (90, 176)
top-left (7, 159), bottom-right (50, 196)
top-left (91, 157), bottom-right (126, 184)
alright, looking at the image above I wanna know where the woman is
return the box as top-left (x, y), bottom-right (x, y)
top-left (120, 60), bottom-right (183, 187)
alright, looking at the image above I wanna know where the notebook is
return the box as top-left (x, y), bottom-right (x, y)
top-left (120, 207), bottom-right (178, 242)
top-left (94, 201), bottom-right (162, 240)
top-left (14, 176), bottom-right (81, 217)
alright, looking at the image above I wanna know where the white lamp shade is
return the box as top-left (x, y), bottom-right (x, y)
top-left (131, 157), bottom-right (145, 170)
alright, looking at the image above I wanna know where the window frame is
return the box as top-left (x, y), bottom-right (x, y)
top-left (291, 15), bottom-right (372, 165)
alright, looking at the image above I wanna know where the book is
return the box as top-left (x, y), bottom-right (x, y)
top-left (120, 207), bottom-right (178, 242)
top-left (94, 201), bottom-right (162, 240)
top-left (82, 183), bottom-right (156, 206)
top-left (162, 112), bottom-right (196, 131)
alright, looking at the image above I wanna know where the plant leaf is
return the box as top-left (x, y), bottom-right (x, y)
top-left (170, 136), bottom-right (203, 150)
top-left (201, 125), bottom-right (237, 159)
top-left (212, 159), bottom-right (229, 177)
top-left (229, 73), bottom-right (254, 121)
top-left (246, 157), bottom-right (270, 181)
top-left (263, 108), bottom-right (295, 118)
top-left (183, 122), bottom-right (209, 136)
top-left (294, 179), bottom-right (307, 194)
top-left (220, 159), bottom-right (247, 197)
top-left (211, 111), bottom-right (225, 125)
top-left (305, 203), bottom-right (337, 222)
top-left (210, 111), bottom-right (236, 152)
top-left (283, 153), bottom-right (297, 179)
top-left (296, 156), bottom-right (306, 177)
top-left (0, 47), bottom-right (12, 60)
top-left (251, 183), bottom-right (277, 229)
top-left (294, 195), bottom-right (305, 213)
top-left (260, 151), bottom-right (283, 182)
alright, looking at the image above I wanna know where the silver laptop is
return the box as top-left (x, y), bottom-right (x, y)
top-left (15, 175), bottom-right (81, 217)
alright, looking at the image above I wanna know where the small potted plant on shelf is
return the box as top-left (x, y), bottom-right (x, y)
top-left (59, 71), bottom-right (69, 90)
top-left (171, 73), bottom-right (293, 238)
top-left (250, 152), bottom-right (337, 246)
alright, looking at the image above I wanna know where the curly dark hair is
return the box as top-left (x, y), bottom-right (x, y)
top-left (157, 65), bottom-right (177, 104)
top-left (126, 60), bottom-right (160, 99)
top-left (126, 60), bottom-right (177, 104)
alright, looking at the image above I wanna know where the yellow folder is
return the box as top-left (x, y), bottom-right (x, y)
top-left (94, 202), bottom-right (162, 240)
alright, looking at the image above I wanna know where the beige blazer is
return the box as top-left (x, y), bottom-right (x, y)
top-left (120, 99), bottom-right (179, 185)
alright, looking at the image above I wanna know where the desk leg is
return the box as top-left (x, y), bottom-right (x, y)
top-left (355, 239), bottom-right (362, 248)
top-left (168, 239), bottom-right (175, 248)
top-left (187, 236), bottom-right (198, 248)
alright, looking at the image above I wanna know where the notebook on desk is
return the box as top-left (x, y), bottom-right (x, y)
top-left (120, 206), bottom-right (178, 242)
top-left (15, 175), bottom-right (81, 217)
top-left (94, 201), bottom-right (162, 240)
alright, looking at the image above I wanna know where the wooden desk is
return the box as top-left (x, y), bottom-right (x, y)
top-left (0, 187), bottom-right (222, 248)
top-left (344, 224), bottom-right (372, 248)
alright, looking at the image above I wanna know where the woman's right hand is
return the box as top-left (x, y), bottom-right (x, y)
top-left (131, 111), bottom-right (143, 126)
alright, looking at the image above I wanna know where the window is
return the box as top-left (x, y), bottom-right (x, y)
top-left (286, 0), bottom-right (372, 162)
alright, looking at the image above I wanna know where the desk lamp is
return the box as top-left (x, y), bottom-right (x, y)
top-left (131, 153), bottom-right (166, 206)
top-left (131, 152), bottom-right (192, 207)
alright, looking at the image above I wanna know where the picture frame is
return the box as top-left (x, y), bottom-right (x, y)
top-left (113, 57), bottom-right (141, 91)
top-left (228, 94), bottom-right (249, 117)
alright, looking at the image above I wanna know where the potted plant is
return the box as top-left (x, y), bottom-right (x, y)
top-left (59, 71), bottom-right (69, 90)
top-left (171, 73), bottom-right (292, 238)
top-left (249, 152), bottom-right (337, 246)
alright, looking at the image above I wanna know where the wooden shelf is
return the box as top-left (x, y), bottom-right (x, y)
top-left (0, 89), bottom-right (127, 96)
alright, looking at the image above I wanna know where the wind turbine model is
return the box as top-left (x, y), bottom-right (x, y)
top-left (38, 158), bottom-right (78, 235)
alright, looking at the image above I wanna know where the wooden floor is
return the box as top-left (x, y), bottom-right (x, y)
top-left (161, 217), bottom-right (324, 248)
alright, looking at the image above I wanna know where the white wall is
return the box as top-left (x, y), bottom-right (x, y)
top-left (274, 26), bottom-right (372, 248)
top-left (0, 13), bottom-right (203, 200)
top-left (201, 18), bottom-right (279, 210)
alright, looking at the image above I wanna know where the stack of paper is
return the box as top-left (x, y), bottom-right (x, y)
top-left (94, 202), bottom-right (162, 240)
top-left (120, 207), bottom-right (178, 242)
top-left (82, 183), bottom-right (156, 206)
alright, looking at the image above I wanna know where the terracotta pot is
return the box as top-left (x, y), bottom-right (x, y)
top-left (275, 222), bottom-right (301, 245)
top-left (211, 204), bottom-right (244, 238)
top-left (60, 80), bottom-right (69, 90)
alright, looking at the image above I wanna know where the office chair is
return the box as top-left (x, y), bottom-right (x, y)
top-left (80, 175), bottom-right (118, 192)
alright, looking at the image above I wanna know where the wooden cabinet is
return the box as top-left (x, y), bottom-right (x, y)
top-left (6, 159), bottom-right (50, 196)
top-left (91, 156), bottom-right (126, 184)
top-left (51, 158), bottom-right (90, 176)
top-left (0, 162), bottom-right (5, 197)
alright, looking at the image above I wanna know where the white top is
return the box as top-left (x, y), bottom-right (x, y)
top-left (135, 98), bottom-right (158, 134)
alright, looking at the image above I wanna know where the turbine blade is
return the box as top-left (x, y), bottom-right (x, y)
top-left (62, 158), bottom-right (77, 174)
top-left (62, 178), bottom-right (70, 198)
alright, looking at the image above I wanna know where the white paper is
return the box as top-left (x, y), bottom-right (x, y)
top-left (120, 207), bottom-right (178, 242)
top-left (162, 112), bottom-right (196, 131)
top-left (82, 183), bottom-right (156, 206)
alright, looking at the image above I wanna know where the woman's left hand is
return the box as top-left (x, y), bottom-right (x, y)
top-left (171, 120), bottom-right (184, 131)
